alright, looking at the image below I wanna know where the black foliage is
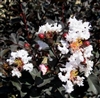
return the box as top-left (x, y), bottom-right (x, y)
top-left (71, 80), bottom-right (89, 98)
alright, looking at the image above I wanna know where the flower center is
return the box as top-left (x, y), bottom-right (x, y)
top-left (14, 58), bottom-right (24, 67)
top-left (45, 32), bottom-right (53, 39)
top-left (70, 39), bottom-right (82, 51)
top-left (70, 69), bottom-right (78, 81)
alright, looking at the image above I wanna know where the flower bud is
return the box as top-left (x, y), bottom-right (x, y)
top-left (83, 41), bottom-right (90, 46)
top-left (24, 42), bottom-right (30, 48)
top-left (39, 64), bottom-right (48, 75)
top-left (38, 33), bottom-right (45, 39)
top-left (62, 32), bottom-right (67, 38)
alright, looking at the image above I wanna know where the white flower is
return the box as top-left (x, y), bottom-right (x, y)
top-left (11, 52), bottom-right (18, 59)
top-left (7, 49), bottom-right (32, 65)
top-left (63, 80), bottom-right (74, 93)
top-left (21, 56), bottom-right (32, 64)
top-left (58, 72), bottom-right (69, 82)
top-left (51, 23), bottom-right (62, 32)
top-left (36, 22), bottom-right (62, 35)
top-left (17, 49), bottom-right (28, 58)
top-left (85, 59), bottom-right (93, 77)
top-left (68, 50), bottom-right (84, 65)
top-left (83, 45), bottom-right (93, 58)
top-left (58, 40), bottom-right (69, 54)
top-left (66, 17), bottom-right (91, 42)
top-left (79, 59), bottom-right (93, 77)
top-left (73, 76), bottom-right (84, 86)
top-left (37, 23), bottom-right (50, 34)
top-left (58, 63), bottom-right (74, 82)
top-left (16, 50), bottom-right (32, 64)
top-left (6, 57), bottom-right (15, 65)
top-left (66, 31), bottom-right (78, 42)
top-left (79, 30), bottom-right (90, 40)
top-left (23, 63), bottom-right (33, 72)
top-left (68, 17), bottom-right (91, 33)
top-left (7, 49), bottom-right (33, 74)
top-left (11, 68), bottom-right (21, 78)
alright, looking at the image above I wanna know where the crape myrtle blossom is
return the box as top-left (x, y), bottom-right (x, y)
top-left (68, 50), bottom-right (84, 65)
top-left (63, 80), bottom-right (74, 93)
top-left (83, 45), bottom-right (93, 58)
top-left (66, 16), bottom-right (91, 42)
top-left (79, 59), bottom-right (94, 77)
top-left (36, 22), bottom-right (62, 35)
top-left (58, 17), bottom-right (94, 93)
top-left (11, 68), bottom-right (21, 78)
top-left (7, 49), bottom-right (31, 65)
top-left (73, 76), bottom-right (85, 86)
top-left (7, 49), bottom-right (33, 78)
top-left (58, 40), bottom-right (69, 54)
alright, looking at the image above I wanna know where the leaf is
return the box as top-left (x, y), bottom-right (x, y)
top-left (30, 68), bottom-right (39, 80)
top-left (10, 33), bottom-right (17, 44)
top-left (18, 41), bottom-right (24, 47)
top-left (21, 84), bottom-right (31, 92)
top-left (49, 50), bottom-right (55, 57)
top-left (0, 49), bottom-right (10, 57)
top-left (30, 96), bottom-right (39, 98)
top-left (57, 86), bottom-right (65, 96)
top-left (87, 73), bottom-right (100, 94)
top-left (19, 71), bottom-right (34, 85)
top-left (11, 80), bottom-right (27, 98)
top-left (37, 77), bottom-right (54, 87)
top-left (35, 76), bottom-right (43, 86)
top-left (42, 87), bottom-right (52, 95)
top-left (10, 45), bottom-right (18, 51)
top-left (95, 51), bottom-right (99, 58)
top-left (10, 17), bottom-right (21, 24)
top-left (11, 80), bottom-right (21, 92)
top-left (29, 86), bottom-right (40, 97)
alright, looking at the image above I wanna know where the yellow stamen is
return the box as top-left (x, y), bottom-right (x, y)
top-left (14, 58), bottom-right (24, 67)
top-left (70, 69), bottom-right (78, 81)
top-left (70, 39), bottom-right (82, 50)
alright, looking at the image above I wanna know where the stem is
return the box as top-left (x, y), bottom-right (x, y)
top-left (49, 46), bottom-right (59, 60)
top-left (19, 3), bottom-right (28, 35)
top-left (61, 4), bottom-right (64, 23)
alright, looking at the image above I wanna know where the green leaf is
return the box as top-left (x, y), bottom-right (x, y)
top-left (30, 96), bottom-right (39, 98)
top-left (10, 45), bottom-right (18, 51)
top-left (95, 51), bottom-right (99, 58)
top-left (87, 73), bottom-right (100, 94)
top-left (19, 71), bottom-right (34, 85)
top-left (57, 86), bottom-right (65, 96)
top-left (35, 76), bottom-right (43, 86)
top-left (0, 49), bottom-right (10, 57)
top-left (37, 77), bottom-right (54, 87)
top-left (41, 87), bottom-right (52, 96)
top-left (11, 80), bottom-right (27, 98)
top-left (30, 68), bottom-right (39, 80)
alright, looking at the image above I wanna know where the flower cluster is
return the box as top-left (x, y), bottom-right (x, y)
top-left (37, 22), bottom-right (62, 39)
top-left (36, 22), bottom-right (62, 75)
top-left (58, 17), bottom-right (94, 93)
top-left (7, 49), bottom-right (33, 78)
top-left (35, 16), bottom-right (94, 93)
top-left (5, 16), bottom-right (94, 94)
